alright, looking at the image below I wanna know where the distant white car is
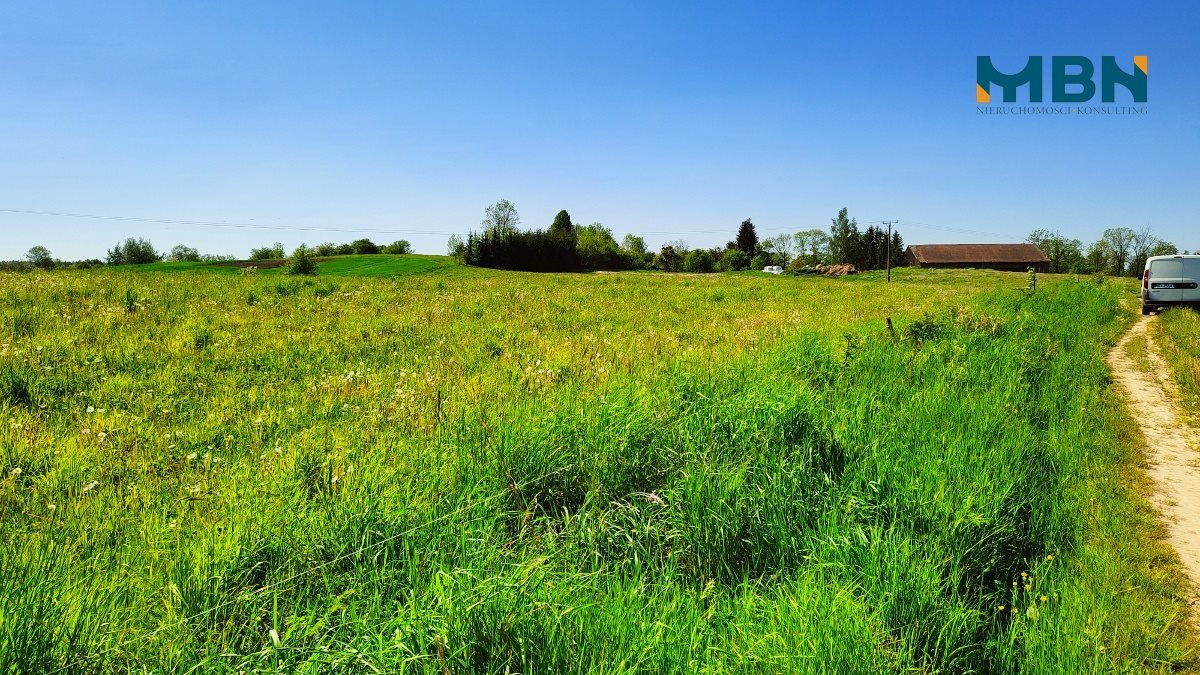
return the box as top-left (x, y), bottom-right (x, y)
top-left (1142, 254), bottom-right (1200, 315)
top-left (763, 265), bottom-right (783, 274)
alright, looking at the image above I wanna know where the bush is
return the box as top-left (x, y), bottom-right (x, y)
top-left (350, 239), bottom-right (380, 255)
top-left (249, 243), bottom-right (285, 261)
top-left (576, 224), bottom-right (627, 271)
top-left (655, 246), bottom-right (684, 272)
top-left (718, 249), bottom-right (750, 272)
top-left (683, 249), bottom-right (715, 273)
top-left (447, 235), bottom-right (467, 261)
top-left (382, 240), bottom-right (412, 254)
top-left (106, 238), bottom-right (162, 265)
top-left (284, 246), bottom-right (318, 275)
top-left (168, 245), bottom-right (201, 262)
top-left (313, 242), bottom-right (339, 257)
top-left (750, 254), bottom-right (768, 270)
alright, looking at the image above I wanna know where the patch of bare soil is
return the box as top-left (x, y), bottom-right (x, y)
top-left (1109, 315), bottom-right (1200, 622)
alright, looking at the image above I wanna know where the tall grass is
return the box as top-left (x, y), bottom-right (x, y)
top-left (1154, 307), bottom-right (1200, 423)
top-left (0, 268), bottom-right (1193, 672)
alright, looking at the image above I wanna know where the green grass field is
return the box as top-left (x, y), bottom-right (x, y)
top-left (0, 265), bottom-right (1194, 673)
top-left (109, 253), bottom-right (454, 277)
top-left (1153, 307), bottom-right (1200, 423)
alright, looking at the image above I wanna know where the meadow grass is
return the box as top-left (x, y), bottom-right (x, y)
top-left (0, 266), bottom-right (1194, 673)
top-left (1153, 307), bottom-right (1200, 424)
top-left (110, 254), bottom-right (455, 278)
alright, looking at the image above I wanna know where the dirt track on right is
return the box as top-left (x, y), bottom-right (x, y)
top-left (1108, 314), bottom-right (1200, 622)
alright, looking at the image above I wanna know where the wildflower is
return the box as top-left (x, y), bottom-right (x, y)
top-left (10, 467), bottom-right (20, 477)
top-left (1039, 595), bottom-right (1048, 603)
top-left (86, 406), bottom-right (95, 413)
top-left (997, 605), bottom-right (1005, 611)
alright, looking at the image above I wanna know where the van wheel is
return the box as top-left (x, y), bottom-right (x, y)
top-left (1141, 304), bottom-right (1151, 316)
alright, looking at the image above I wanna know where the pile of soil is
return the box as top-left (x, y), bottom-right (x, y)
top-left (820, 264), bottom-right (859, 276)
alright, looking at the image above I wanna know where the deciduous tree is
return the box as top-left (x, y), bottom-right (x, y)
top-left (1100, 227), bottom-right (1135, 275)
top-left (25, 245), bottom-right (53, 269)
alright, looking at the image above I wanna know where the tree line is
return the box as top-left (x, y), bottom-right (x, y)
top-left (1026, 226), bottom-right (1184, 276)
top-left (5, 236), bottom-right (413, 271)
top-left (454, 201), bottom-right (905, 273)
top-left (249, 238), bottom-right (412, 261)
top-left (6, 215), bottom-right (1189, 277)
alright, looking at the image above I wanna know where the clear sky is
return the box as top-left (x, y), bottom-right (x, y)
top-left (1, 0), bottom-right (1197, 260)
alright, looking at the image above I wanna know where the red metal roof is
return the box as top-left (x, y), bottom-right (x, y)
top-left (906, 243), bottom-right (1049, 264)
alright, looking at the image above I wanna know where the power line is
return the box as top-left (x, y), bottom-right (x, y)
top-left (0, 207), bottom-right (1030, 244)
top-left (898, 220), bottom-right (1022, 242)
top-left (0, 208), bottom-right (462, 237)
top-left (0, 208), bottom-right (886, 239)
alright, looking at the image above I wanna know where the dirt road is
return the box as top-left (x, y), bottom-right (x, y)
top-left (1108, 315), bottom-right (1200, 621)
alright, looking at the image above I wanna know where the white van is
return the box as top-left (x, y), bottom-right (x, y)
top-left (1142, 255), bottom-right (1200, 315)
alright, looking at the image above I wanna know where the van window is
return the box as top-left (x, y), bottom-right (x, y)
top-left (1186, 258), bottom-right (1200, 280)
top-left (1151, 259), bottom-right (1184, 279)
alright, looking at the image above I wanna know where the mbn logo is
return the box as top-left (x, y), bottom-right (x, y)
top-left (976, 56), bottom-right (1147, 103)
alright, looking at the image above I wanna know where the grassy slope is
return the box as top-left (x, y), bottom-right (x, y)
top-left (0, 268), bottom-right (1194, 673)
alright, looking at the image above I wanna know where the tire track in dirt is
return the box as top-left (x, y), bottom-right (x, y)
top-left (1108, 314), bottom-right (1200, 622)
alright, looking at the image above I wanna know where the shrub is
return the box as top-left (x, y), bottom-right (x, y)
top-left (284, 245), bottom-right (318, 275)
top-left (683, 249), bottom-right (715, 273)
top-left (350, 239), bottom-right (380, 255)
top-left (447, 235), bottom-right (467, 261)
top-left (655, 246), bottom-right (684, 272)
top-left (718, 249), bottom-right (750, 272)
top-left (576, 224), bottom-right (627, 271)
top-left (168, 245), bottom-right (201, 262)
top-left (249, 243), bottom-right (285, 261)
top-left (312, 242), bottom-right (340, 257)
top-left (382, 240), bottom-right (412, 254)
top-left (106, 238), bottom-right (162, 265)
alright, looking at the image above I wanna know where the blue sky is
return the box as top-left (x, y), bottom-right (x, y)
top-left (1, 0), bottom-right (1197, 260)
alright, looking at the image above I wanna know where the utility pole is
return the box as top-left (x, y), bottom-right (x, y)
top-left (883, 220), bottom-right (898, 282)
